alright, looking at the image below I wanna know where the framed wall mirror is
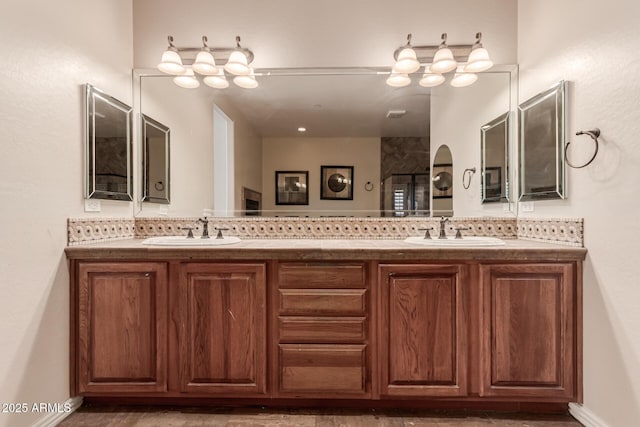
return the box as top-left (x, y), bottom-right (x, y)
top-left (85, 84), bottom-right (133, 201)
top-left (481, 112), bottom-right (510, 203)
top-left (519, 81), bottom-right (567, 201)
top-left (141, 114), bottom-right (170, 204)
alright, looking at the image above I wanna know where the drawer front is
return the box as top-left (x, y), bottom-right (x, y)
top-left (279, 317), bottom-right (367, 342)
top-left (278, 263), bottom-right (365, 288)
top-left (279, 344), bottom-right (366, 394)
top-left (279, 289), bottom-right (366, 316)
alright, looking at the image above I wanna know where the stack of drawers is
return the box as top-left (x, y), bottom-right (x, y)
top-left (275, 262), bottom-right (370, 397)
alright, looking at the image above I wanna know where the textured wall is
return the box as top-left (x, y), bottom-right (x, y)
top-left (0, 1), bottom-right (133, 426)
top-left (518, 0), bottom-right (640, 425)
top-left (380, 137), bottom-right (430, 180)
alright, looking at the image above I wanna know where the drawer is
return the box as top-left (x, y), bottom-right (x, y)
top-left (279, 344), bottom-right (366, 394)
top-left (278, 317), bottom-right (367, 342)
top-left (278, 263), bottom-right (366, 288)
top-left (279, 289), bottom-right (366, 316)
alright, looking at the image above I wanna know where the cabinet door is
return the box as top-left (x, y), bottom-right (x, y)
top-left (378, 264), bottom-right (468, 397)
top-left (178, 263), bottom-right (267, 395)
top-left (77, 262), bottom-right (167, 394)
top-left (480, 263), bottom-right (576, 399)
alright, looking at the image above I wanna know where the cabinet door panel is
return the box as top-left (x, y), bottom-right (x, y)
top-left (379, 264), bottom-right (468, 397)
top-left (481, 263), bottom-right (576, 399)
top-left (78, 263), bottom-right (167, 393)
top-left (179, 263), bottom-right (266, 395)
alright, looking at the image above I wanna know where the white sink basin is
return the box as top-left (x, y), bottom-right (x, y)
top-left (142, 236), bottom-right (241, 246)
top-left (404, 236), bottom-right (506, 247)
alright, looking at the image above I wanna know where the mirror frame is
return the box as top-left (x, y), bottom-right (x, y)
top-left (85, 83), bottom-right (133, 201)
top-left (518, 80), bottom-right (567, 201)
top-left (481, 111), bottom-right (510, 203)
top-left (141, 114), bottom-right (170, 204)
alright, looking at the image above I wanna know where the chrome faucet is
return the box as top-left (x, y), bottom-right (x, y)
top-left (439, 216), bottom-right (450, 239)
top-left (197, 217), bottom-right (210, 239)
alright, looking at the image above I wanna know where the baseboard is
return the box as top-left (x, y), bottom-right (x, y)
top-left (31, 396), bottom-right (83, 427)
top-left (569, 403), bottom-right (609, 427)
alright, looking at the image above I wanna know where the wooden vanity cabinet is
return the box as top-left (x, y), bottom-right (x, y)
top-left (274, 262), bottom-right (372, 398)
top-left (176, 263), bottom-right (267, 396)
top-left (479, 263), bottom-right (579, 400)
top-left (75, 262), bottom-right (168, 394)
top-left (378, 264), bottom-right (469, 398)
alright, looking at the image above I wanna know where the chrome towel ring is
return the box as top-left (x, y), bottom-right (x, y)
top-left (565, 128), bottom-right (600, 169)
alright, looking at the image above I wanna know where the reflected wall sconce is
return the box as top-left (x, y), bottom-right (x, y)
top-left (158, 35), bottom-right (257, 89)
top-left (388, 32), bottom-right (494, 88)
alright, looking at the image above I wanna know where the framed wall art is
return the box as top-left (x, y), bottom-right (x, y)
top-left (275, 170), bottom-right (308, 205)
top-left (320, 165), bottom-right (354, 200)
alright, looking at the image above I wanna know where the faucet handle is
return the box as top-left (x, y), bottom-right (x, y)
top-left (215, 227), bottom-right (229, 239)
top-left (181, 226), bottom-right (194, 239)
top-left (455, 226), bottom-right (470, 239)
top-left (417, 227), bottom-right (434, 239)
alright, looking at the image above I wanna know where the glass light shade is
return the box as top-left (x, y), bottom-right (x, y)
top-left (192, 50), bottom-right (218, 75)
top-left (157, 49), bottom-right (185, 75)
top-left (394, 47), bottom-right (421, 73)
top-left (463, 47), bottom-right (494, 72)
top-left (419, 72), bottom-right (445, 87)
top-left (233, 72), bottom-right (258, 89)
top-left (224, 50), bottom-right (250, 75)
top-left (386, 73), bottom-right (411, 87)
top-left (450, 72), bottom-right (478, 87)
top-left (203, 70), bottom-right (229, 89)
top-left (173, 68), bottom-right (200, 89)
top-left (430, 47), bottom-right (457, 73)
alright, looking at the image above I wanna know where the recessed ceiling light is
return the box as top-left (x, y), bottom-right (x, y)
top-left (298, 127), bottom-right (307, 132)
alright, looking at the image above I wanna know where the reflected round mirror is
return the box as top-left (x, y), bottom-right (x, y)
top-left (432, 145), bottom-right (453, 217)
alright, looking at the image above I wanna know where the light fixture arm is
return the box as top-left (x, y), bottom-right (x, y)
top-left (167, 35), bottom-right (177, 51)
top-left (201, 35), bottom-right (210, 50)
top-left (439, 33), bottom-right (448, 48)
top-left (472, 32), bottom-right (483, 50)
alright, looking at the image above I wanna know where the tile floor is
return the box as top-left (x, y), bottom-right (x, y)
top-left (58, 406), bottom-right (583, 426)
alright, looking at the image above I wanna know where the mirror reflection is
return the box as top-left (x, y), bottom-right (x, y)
top-left (135, 68), bottom-right (515, 217)
top-left (481, 112), bottom-right (510, 203)
top-left (141, 114), bottom-right (170, 204)
top-left (85, 84), bottom-right (132, 201)
top-left (432, 145), bottom-right (453, 216)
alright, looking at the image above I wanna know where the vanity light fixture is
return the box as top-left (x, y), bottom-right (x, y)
top-left (192, 36), bottom-right (218, 75)
top-left (173, 67), bottom-right (200, 89)
top-left (158, 35), bottom-right (256, 89)
top-left (386, 32), bottom-right (493, 88)
top-left (157, 36), bottom-right (185, 75)
top-left (419, 70), bottom-right (446, 87)
top-left (450, 71), bottom-right (478, 87)
top-left (430, 33), bottom-right (458, 74)
top-left (392, 34), bottom-right (421, 74)
top-left (463, 32), bottom-right (493, 73)
top-left (224, 36), bottom-right (252, 76)
top-left (203, 69), bottom-right (229, 89)
top-left (233, 68), bottom-right (259, 89)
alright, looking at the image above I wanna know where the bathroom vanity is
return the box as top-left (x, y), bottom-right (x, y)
top-left (66, 239), bottom-right (585, 410)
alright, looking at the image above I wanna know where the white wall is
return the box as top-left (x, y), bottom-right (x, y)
top-left (518, 0), bottom-right (640, 425)
top-left (262, 137), bottom-right (381, 215)
top-left (430, 72), bottom-right (512, 217)
top-left (133, 0), bottom-right (517, 69)
top-left (0, 1), bottom-right (133, 426)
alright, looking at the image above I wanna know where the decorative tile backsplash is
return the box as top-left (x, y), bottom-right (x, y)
top-left (67, 217), bottom-right (135, 245)
top-left (68, 216), bottom-right (584, 247)
top-left (517, 217), bottom-right (584, 247)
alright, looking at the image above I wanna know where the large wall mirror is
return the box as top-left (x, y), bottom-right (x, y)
top-left (141, 114), bottom-right (170, 204)
top-left (519, 81), bottom-right (567, 201)
top-left (85, 84), bottom-right (133, 201)
top-left (481, 112), bottom-right (510, 203)
top-left (134, 66), bottom-right (516, 218)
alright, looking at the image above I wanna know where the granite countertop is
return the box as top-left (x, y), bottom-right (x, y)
top-left (65, 238), bottom-right (587, 262)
